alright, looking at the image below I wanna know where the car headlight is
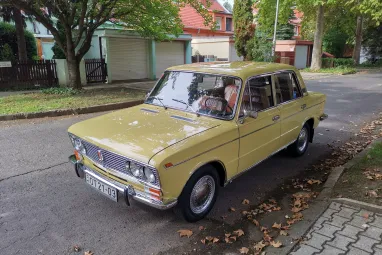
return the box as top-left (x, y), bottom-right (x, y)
top-left (130, 162), bottom-right (144, 178)
top-left (144, 168), bottom-right (156, 183)
top-left (71, 135), bottom-right (86, 155)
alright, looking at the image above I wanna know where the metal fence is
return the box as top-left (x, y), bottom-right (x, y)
top-left (85, 59), bottom-right (107, 83)
top-left (0, 60), bottom-right (58, 90)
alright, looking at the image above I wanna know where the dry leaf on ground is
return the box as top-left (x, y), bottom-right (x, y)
top-left (366, 190), bottom-right (378, 197)
top-left (254, 240), bottom-right (267, 251)
top-left (242, 199), bottom-right (250, 205)
top-left (225, 233), bottom-right (231, 238)
top-left (201, 239), bottom-right (206, 244)
top-left (230, 207), bottom-right (236, 212)
top-left (224, 237), bottom-right (231, 243)
top-left (239, 247), bottom-right (249, 254)
top-left (73, 245), bottom-right (81, 252)
top-left (177, 229), bottom-right (193, 238)
top-left (252, 219), bottom-right (260, 226)
top-left (270, 240), bottom-right (283, 248)
top-left (84, 251), bottom-right (93, 255)
top-left (280, 230), bottom-right (288, 236)
top-left (233, 229), bottom-right (245, 237)
top-left (230, 236), bottom-right (237, 241)
top-left (205, 236), bottom-right (214, 241)
top-left (272, 222), bottom-right (281, 229)
top-left (199, 226), bottom-right (205, 231)
top-left (307, 179), bottom-right (322, 185)
top-left (213, 237), bottom-right (219, 243)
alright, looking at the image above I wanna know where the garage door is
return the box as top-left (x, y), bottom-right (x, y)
top-left (109, 38), bottom-right (148, 80)
top-left (156, 41), bottom-right (185, 78)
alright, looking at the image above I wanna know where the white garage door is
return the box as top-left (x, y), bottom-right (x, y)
top-left (156, 41), bottom-right (185, 78)
top-left (109, 38), bottom-right (148, 80)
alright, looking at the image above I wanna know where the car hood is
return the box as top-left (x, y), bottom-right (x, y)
top-left (68, 104), bottom-right (222, 164)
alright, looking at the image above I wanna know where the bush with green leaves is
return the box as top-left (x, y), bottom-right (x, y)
top-left (0, 22), bottom-right (37, 60)
top-left (0, 43), bottom-right (15, 61)
top-left (41, 87), bottom-right (82, 95)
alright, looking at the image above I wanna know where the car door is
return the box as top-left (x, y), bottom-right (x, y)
top-left (274, 71), bottom-right (306, 147)
top-left (237, 75), bottom-right (281, 173)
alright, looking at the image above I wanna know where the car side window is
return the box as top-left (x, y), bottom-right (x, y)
top-left (240, 75), bottom-right (274, 115)
top-left (274, 72), bottom-right (302, 104)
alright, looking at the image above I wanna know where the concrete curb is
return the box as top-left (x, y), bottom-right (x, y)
top-left (332, 198), bottom-right (382, 214)
top-left (0, 100), bottom-right (144, 121)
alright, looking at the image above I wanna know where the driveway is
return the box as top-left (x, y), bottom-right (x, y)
top-left (1, 72), bottom-right (382, 255)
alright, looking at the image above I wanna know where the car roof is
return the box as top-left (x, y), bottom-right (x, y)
top-left (166, 61), bottom-right (296, 79)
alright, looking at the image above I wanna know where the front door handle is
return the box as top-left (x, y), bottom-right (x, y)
top-left (301, 104), bottom-right (307, 110)
top-left (272, 115), bottom-right (280, 121)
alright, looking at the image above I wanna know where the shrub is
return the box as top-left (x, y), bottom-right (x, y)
top-left (41, 87), bottom-right (81, 95)
top-left (0, 22), bottom-right (37, 60)
top-left (332, 58), bottom-right (354, 67)
top-left (0, 43), bottom-right (15, 61)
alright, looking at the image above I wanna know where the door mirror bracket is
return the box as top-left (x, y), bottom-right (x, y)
top-left (240, 109), bottom-right (258, 124)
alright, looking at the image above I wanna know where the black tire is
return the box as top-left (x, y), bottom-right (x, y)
top-left (287, 123), bottom-right (310, 157)
top-left (175, 165), bottom-right (219, 222)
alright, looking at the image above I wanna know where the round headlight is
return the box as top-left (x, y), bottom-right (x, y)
top-left (131, 162), bottom-right (144, 177)
top-left (74, 139), bottom-right (82, 151)
top-left (80, 146), bottom-right (86, 155)
top-left (144, 168), bottom-right (156, 183)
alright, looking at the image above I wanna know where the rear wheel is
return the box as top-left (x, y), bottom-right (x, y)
top-left (175, 165), bottom-right (219, 222)
top-left (288, 124), bottom-right (310, 157)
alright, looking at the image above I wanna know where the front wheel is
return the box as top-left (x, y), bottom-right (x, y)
top-left (288, 124), bottom-right (310, 157)
top-left (175, 165), bottom-right (219, 222)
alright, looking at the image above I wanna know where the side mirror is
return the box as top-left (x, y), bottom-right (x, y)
top-left (240, 109), bottom-right (258, 123)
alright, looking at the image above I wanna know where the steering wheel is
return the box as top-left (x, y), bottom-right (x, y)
top-left (204, 97), bottom-right (233, 115)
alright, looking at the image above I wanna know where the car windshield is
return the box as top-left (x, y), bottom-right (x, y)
top-left (145, 71), bottom-right (242, 119)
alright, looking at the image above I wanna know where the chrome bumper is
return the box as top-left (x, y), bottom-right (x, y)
top-left (320, 113), bottom-right (328, 121)
top-left (69, 155), bottom-right (177, 210)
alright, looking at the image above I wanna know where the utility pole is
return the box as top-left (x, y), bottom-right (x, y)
top-left (271, 0), bottom-right (280, 57)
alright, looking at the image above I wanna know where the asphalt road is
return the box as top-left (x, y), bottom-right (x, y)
top-left (1, 72), bottom-right (382, 255)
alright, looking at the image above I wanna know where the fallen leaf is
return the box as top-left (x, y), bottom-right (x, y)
top-left (230, 207), bottom-right (236, 212)
top-left (263, 233), bottom-right (272, 242)
top-left (177, 229), bottom-right (193, 238)
top-left (199, 226), bottom-right (205, 231)
top-left (239, 247), bottom-right (249, 254)
top-left (242, 199), bottom-right (250, 205)
top-left (366, 190), bottom-right (378, 197)
top-left (225, 233), bottom-right (231, 238)
top-left (252, 219), bottom-right (260, 226)
top-left (307, 179), bottom-right (322, 185)
top-left (272, 223), bottom-right (281, 229)
top-left (213, 237), bottom-right (219, 243)
top-left (230, 236), bottom-right (237, 242)
top-left (270, 240), bottom-right (282, 248)
top-left (363, 213), bottom-right (369, 219)
top-left (205, 236), bottom-right (214, 242)
top-left (224, 237), bottom-right (231, 243)
top-left (84, 251), bottom-right (93, 255)
top-left (280, 230), bottom-right (288, 236)
top-left (254, 240), bottom-right (267, 251)
top-left (260, 226), bottom-right (268, 232)
top-left (201, 239), bottom-right (206, 244)
top-left (233, 229), bottom-right (245, 237)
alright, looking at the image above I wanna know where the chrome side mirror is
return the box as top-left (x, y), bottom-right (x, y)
top-left (240, 109), bottom-right (258, 123)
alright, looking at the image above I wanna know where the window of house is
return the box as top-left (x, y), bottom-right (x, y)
top-left (215, 17), bottom-right (222, 30)
top-left (226, 18), bottom-right (232, 31)
top-left (274, 72), bottom-right (302, 104)
top-left (294, 26), bottom-right (299, 36)
top-left (240, 75), bottom-right (274, 115)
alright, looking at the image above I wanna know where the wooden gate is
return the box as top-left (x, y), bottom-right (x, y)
top-left (85, 59), bottom-right (107, 83)
top-left (0, 60), bottom-right (58, 90)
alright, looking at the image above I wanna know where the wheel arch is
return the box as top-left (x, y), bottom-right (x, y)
top-left (306, 118), bottom-right (315, 143)
top-left (190, 160), bottom-right (227, 187)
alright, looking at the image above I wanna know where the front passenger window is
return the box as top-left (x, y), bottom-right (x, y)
top-left (274, 72), bottom-right (302, 104)
top-left (240, 76), bottom-right (274, 115)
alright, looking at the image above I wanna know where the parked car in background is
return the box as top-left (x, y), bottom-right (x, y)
top-left (68, 62), bottom-right (327, 222)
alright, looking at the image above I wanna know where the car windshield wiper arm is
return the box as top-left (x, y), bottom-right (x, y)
top-left (172, 99), bottom-right (200, 117)
top-left (147, 96), bottom-right (167, 110)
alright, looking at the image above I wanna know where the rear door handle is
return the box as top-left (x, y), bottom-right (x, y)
top-left (272, 115), bottom-right (280, 121)
top-left (301, 104), bottom-right (307, 110)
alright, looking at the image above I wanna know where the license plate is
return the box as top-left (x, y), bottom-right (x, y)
top-left (85, 173), bottom-right (118, 202)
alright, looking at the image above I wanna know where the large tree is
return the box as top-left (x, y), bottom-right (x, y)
top-left (0, 6), bottom-right (28, 60)
top-left (233, 0), bottom-right (254, 60)
top-left (4, 0), bottom-right (213, 89)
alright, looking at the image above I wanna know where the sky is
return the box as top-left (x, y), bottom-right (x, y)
top-left (218, 0), bottom-right (234, 7)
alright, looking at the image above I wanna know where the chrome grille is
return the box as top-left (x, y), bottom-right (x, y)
top-left (81, 140), bottom-right (159, 186)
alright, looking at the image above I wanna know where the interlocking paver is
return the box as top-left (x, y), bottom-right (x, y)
top-left (347, 246), bottom-right (370, 255)
top-left (376, 243), bottom-right (382, 249)
top-left (360, 225), bottom-right (382, 241)
top-left (373, 248), bottom-right (382, 255)
top-left (348, 215), bottom-right (373, 229)
top-left (329, 202), bottom-right (342, 211)
top-left (326, 233), bottom-right (355, 251)
top-left (351, 235), bottom-right (379, 253)
top-left (320, 244), bottom-right (346, 254)
top-left (356, 209), bottom-right (375, 218)
top-left (316, 223), bottom-right (342, 238)
top-left (323, 208), bottom-right (341, 219)
top-left (314, 216), bottom-right (329, 230)
top-left (304, 232), bottom-right (331, 249)
top-left (337, 224), bottom-right (364, 240)
top-left (326, 215), bottom-right (351, 228)
top-left (290, 244), bottom-right (320, 255)
top-left (370, 214), bottom-right (382, 228)
top-left (335, 207), bottom-right (359, 219)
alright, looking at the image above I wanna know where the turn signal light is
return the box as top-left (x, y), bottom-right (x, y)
top-left (74, 150), bottom-right (82, 161)
top-left (164, 162), bottom-right (173, 168)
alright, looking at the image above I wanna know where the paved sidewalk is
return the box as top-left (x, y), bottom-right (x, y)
top-left (291, 202), bottom-right (382, 255)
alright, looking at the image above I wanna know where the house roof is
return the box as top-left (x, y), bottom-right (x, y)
top-left (180, 0), bottom-right (230, 29)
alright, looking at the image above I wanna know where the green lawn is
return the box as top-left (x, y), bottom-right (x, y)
top-left (332, 142), bottom-right (382, 206)
top-left (302, 66), bottom-right (357, 75)
top-left (0, 87), bottom-right (146, 115)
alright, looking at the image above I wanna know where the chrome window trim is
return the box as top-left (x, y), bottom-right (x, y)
top-left (144, 70), bottom-right (243, 121)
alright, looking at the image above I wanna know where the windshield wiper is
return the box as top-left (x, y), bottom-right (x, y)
top-left (172, 99), bottom-right (200, 117)
top-left (147, 96), bottom-right (167, 110)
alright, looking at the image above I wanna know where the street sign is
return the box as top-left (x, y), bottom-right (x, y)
top-left (0, 61), bottom-right (12, 68)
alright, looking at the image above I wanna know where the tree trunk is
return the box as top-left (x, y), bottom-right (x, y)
top-left (13, 8), bottom-right (28, 61)
top-left (353, 15), bottom-right (363, 65)
top-left (66, 30), bottom-right (82, 89)
top-left (310, 5), bottom-right (325, 70)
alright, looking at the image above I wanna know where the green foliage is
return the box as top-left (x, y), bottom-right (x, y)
top-left (0, 22), bottom-right (37, 60)
top-left (323, 27), bottom-right (349, 57)
top-left (41, 87), bottom-right (81, 95)
top-left (362, 24), bottom-right (382, 63)
top-left (276, 24), bottom-right (295, 40)
top-left (347, 0), bottom-right (382, 25)
top-left (322, 58), bottom-right (355, 68)
top-left (249, 34), bottom-right (274, 62)
top-left (302, 66), bottom-right (357, 74)
top-left (233, 0), bottom-right (254, 60)
top-left (51, 21), bottom-right (66, 59)
top-left (0, 43), bottom-right (15, 61)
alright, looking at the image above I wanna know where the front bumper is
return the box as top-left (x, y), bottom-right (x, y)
top-left (320, 113), bottom-right (328, 121)
top-left (69, 155), bottom-right (177, 210)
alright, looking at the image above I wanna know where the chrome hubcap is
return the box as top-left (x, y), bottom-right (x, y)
top-left (190, 175), bottom-right (215, 214)
top-left (297, 127), bottom-right (308, 152)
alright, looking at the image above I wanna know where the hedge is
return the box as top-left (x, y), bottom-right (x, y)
top-left (0, 22), bottom-right (37, 61)
top-left (322, 58), bottom-right (354, 68)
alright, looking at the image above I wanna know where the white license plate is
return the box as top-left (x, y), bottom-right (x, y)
top-left (85, 173), bottom-right (118, 202)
